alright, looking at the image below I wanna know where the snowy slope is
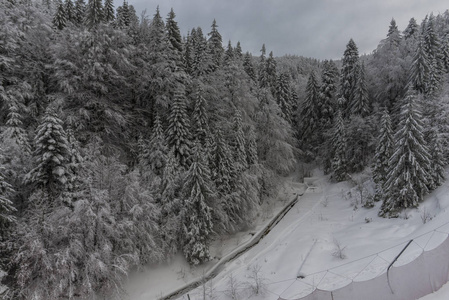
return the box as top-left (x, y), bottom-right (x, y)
top-left (174, 169), bottom-right (449, 300)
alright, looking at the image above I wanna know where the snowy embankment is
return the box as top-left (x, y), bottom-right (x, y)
top-left (173, 168), bottom-right (449, 300)
top-left (126, 178), bottom-right (307, 299)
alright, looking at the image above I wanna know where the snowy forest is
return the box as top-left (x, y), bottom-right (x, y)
top-left (1, 0), bottom-right (449, 299)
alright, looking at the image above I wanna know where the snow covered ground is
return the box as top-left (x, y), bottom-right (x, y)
top-left (127, 168), bottom-right (449, 300)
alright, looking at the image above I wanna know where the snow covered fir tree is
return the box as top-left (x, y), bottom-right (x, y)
top-left (1, 0), bottom-right (449, 299)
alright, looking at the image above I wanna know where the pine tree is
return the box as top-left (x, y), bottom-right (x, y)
top-left (65, 0), bottom-right (75, 23)
top-left (5, 101), bottom-right (31, 154)
top-left (246, 126), bottom-right (258, 166)
top-left (299, 72), bottom-right (320, 150)
top-left (408, 37), bottom-right (429, 94)
top-left (372, 109), bottom-right (394, 202)
top-left (319, 60), bottom-right (338, 129)
top-left (386, 18), bottom-right (401, 47)
top-left (332, 110), bottom-right (347, 181)
top-left (234, 41), bottom-right (243, 59)
top-left (380, 91), bottom-right (431, 217)
top-left (429, 131), bottom-right (445, 189)
top-left (116, 0), bottom-right (130, 28)
top-left (224, 40), bottom-right (234, 64)
top-left (181, 143), bottom-right (214, 265)
top-left (231, 109), bottom-right (248, 171)
top-left (160, 150), bottom-right (183, 256)
top-left (403, 18), bottom-right (419, 39)
top-left (423, 15), bottom-right (443, 97)
top-left (258, 44), bottom-right (269, 88)
top-left (191, 85), bottom-right (210, 146)
top-left (53, 0), bottom-right (67, 30)
top-left (276, 72), bottom-right (292, 123)
top-left (74, 0), bottom-right (86, 25)
top-left (27, 109), bottom-right (70, 198)
top-left (266, 51), bottom-right (277, 95)
top-left (207, 19), bottom-right (223, 71)
top-left (191, 27), bottom-right (211, 77)
top-left (340, 38), bottom-right (359, 117)
top-left (351, 62), bottom-right (370, 117)
top-left (148, 114), bottom-right (168, 176)
top-left (166, 90), bottom-right (192, 168)
top-left (166, 8), bottom-right (183, 54)
top-left (243, 52), bottom-right (256, 82)
top-left (0, 154), bottom-right (16, 235)
top-left (86, 0), bottom-right (103, 27)
top-left (103, 0), bottom-right (114, 22)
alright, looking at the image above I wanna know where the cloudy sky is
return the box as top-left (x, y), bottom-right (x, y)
top-left (114, 0), bottom-right (449, 60)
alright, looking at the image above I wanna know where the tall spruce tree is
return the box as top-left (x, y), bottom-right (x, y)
top-left (148, 114), bottom-right (168, 176)
top-left (351, 62), bottom-right (370, 117)
top-left (166, 8), bottom-right (183, 54)
top-left (332, 110), bottom-right (347, 181)
top-left (373, 109), bottom-right (394, 202)
top-left (191, 85), bottom-right (210, 146)
top-left (231, 109), bottom-right (248, 171)
top-left (166, 90), bottom-right (192, 168)
top-left (340, 38), bottom-right (359, 117)
top-left (409, 37), bottom-right (429, 94)
top-left (380, 91), bottom-right (432, 217)
top-left (319, 60), bottom-right (338, 129)
top-left (53, 0), bottom-right (67, 30)
top-left (181, 143), bottom-right (214, 265)
top-left (243, 52), bottom-right (256, 82)
top-left (207, 19), bottom-right (224, 71)
top-left (86, 0), bottom-right (103, 27)
top-left (103, 0), bottom-right (114, 22)
top-left (74, 0), bottom-right (86, 25)
top-left (27, 109), bottom-right (70, 198)
top-left (299, 72), bottom-right (320, 152)
top-left (65, 0), bottom-right (75, 23)
top-left (276, 72), bottom-right (292, 123)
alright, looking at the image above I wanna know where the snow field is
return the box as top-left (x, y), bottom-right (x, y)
top-left (176, 169), bottom-right (449, 300)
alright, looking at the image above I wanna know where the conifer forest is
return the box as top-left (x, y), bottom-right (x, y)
top-left (1, 0), bottom-right (449, 299)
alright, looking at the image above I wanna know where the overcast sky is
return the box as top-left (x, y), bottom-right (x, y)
top-left (114, 0), bottom-right (449, 60)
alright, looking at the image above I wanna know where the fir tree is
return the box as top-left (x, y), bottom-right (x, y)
top-left (372, 109), bottom-right (394, 202)
top-left (181, 143), bottom-right (214, 265)
top-left (191, 85), bottom-right (210, 146)
top-left (53, 0), bottom-right (67, 30)
top-left (65, 0), bottom-right (75, 23)
top-left (380, 91), bottom-right (431, 217)
top-left (332, 110), bottom-right (347, 181)
top-left (224, 40), bottom-right (234, 64)
top-left (234, 41), bottom-right (243, 59)
top-left (166, 90), bottom-right (192, 168)
top-left (0, 155), bottom-right (16, 235)
top-left (246, 126), bottom-right (258, 166)
top-left (231, 109), bottom-right (248, 171)
top-left (86, 0), bottom-right (103, 27)
top-left (166, 8), bottom-right (183, 54)
top-left (116, 0), bottom-right (130, 28)
top-left (340, 38), bottom-right (359, 117)
top-left (403, 17), bottom-right (419, 39)
top-left (408, 37), bottom-right (429, 94)
top-left (207, 19), bottom-right (223, 71)
top-left (148, 114), bottom-right (168, 176)
top-left (276, 72), bottom-right (292, 123)
top-left (74, 0), bottom-right (86, 25)
top-left (266, 51), bottom-right (277, 95)
top-left (243, 52), bottom-right (256, 82)
top-left (351, 62), bottom-right (370, 117)
top-left (5, 101), bottom-right (31, 154)
top-left (299, 71), bottom-right (320, 150)
top-left (258, 44), bottom-right (269, 88)
top-left (386, 18), bottom-right (401, 47)
top-left (27, 109), bottom-right (70, 198)
top-left (429, 131), bottom-right (445, 189)
top-left (319, 60), bottom-right (338, 129)
top-left (103, 0), bottom-right (114, 23)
